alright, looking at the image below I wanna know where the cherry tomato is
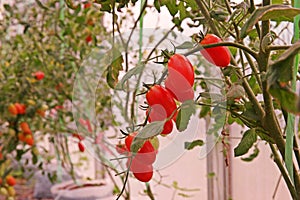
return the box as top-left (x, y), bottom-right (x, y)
top-left (165, 76), bottom-right (194, 102)
top-left (200, 34), bottom-right (231, 67)
top-left (78, 142), bottom-right (85, 152)
top-left (168, 54), bottom-right (194, 87)
top-left (6, 175), bottom-right (16, 186)
top-left (146, 85), bottom-right (177, 118)
top-left (34, 71), bottom-right (45, 80)
top-left (85, 34), bottom-right (92, 43)
top-left (127, 158), bottom-right (153, 182)
top-left (14, 103), bottom-right (26, 114)
top-left (25, 135), bottom-right (34, 146)
top-left (148, 109), bottom-right (173, 135)
top-left (135, 141), bottom-right (156, 164)
top-left (20, 122), bottom-right (31, 135)
top-left (84, 2), bottom-right (92, 9)
top-left (8, 104), bottom-right (18, 115)
top-left (125, 132), bottom-right (138, 151)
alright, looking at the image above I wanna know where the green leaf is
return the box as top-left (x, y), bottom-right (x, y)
top-left (106, 48), bottom-right (124, 89)
top-left (176, 100), bottom-right (196, 132)
top-left (176, 41), bottom-right (194, 50)
top-left (255, 128), bottom-right (275, 143)
top-left (115, 64), bottom-right (144, 90)
top-left (178, 1), bottom-right (188, 21)
top-left (240, 5), bottom-right (300, 38)
top-left (234, 129), bottom-right (257, 157)
top-left (153, 0), bottom-right (161, 12)
top-left (163, 0), bottom-right (178, 16)
top-left (267, 41), bottom-right (300, 86)
top-left (268, 83), bottom-right (299, 114)
top-left (184, 140), bottom-right (204, 150)
top-left (241, 145), bottom-right (260, 162)
top-left (131, 121), bottom-right (165, 153)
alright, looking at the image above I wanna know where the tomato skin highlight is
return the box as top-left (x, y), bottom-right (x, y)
top-left (200, 34), bottom-right (231, 67)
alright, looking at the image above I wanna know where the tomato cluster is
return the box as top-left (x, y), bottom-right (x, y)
top-left (18, 122), bottom-right (34, 146)
top-left (116, 132), bottom-right (156, 182)
top-left (8, 103), bottom-right (26, 116)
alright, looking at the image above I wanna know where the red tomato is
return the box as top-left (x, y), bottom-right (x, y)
top-left (14, 103), bottom-right (26, 114)
top-left (146, 85), bottom-right (177, 118)
top-left (125, 133), bottom-right (156, 164)
top-left (18, 133), bottom-right (26, 142)
top-left (135, 141), bottom-right (156, 164)
top-left (78, 142), bottom-right (85, 152)
top-left (128, 158), bottom-right (153, 182)
top-left (6, 175), bottom-right (16, 186)
top-left (25, 135), bottom-right (34, 146)
top-left (34, 71), bottom-right (45, 80)
top-left (168, 54), bottom-right (194, 87)
top-left (20, 122), bottom-right (31, 135)
top-left (85, 34), bottom-right (92, 43)
top-left (148, 109), bottom-right (173, 135)
top-left (200, 34), bottom-right (231, 67)
top-left (84, 2), bottom-right (92, 9)
top-left (8, 104), bottom-right (18, 115)
top-left (125, 132), bottom-right (137, 151)
top-left (165, 76), bottom-right (194, 102)
top-left (72, 133), bottom-right (85, 141)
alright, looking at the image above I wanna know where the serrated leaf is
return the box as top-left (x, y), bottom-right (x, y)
top-left (176, 100), bottom-right (196, 132)
top-left (176, 41), bottom-right (194, 49)
top-left (234, 129), bottom-right (257, 157)
top-left (106, 48), bottom-right (124, 89)
top-left (131, 121), bottom-right (165, 153)
top-left (241, 145), bottom-right (259, 162)
top-left (184, 140), bottom-right (204, 150)
top-left (240, 5), bottom-right (300, 38)
top-left (115, 64), bottom-right (143, 90)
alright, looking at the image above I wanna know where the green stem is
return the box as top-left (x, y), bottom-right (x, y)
top-left (270, 144), bottom-right (298, 200)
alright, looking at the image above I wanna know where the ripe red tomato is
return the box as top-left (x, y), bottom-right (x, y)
top-left (85, 34), bottom-right (92, 43)
top-left (125, 132), bottom-right (138, 151)
top-left (20, 122), bottom-right (31, 135)
top-left (146, 85), bottom-right (177, 118)
top-left (128, 158), bottom-right (153, 182)
top-left (18, 133), bottom-right (26, 142)
top-left (148, 109), bottom-right (173, 135)
top-left (25, 135), bottom-right (34, 146)
top-left (34, 71), bottom-right (45, 80)
top-left (78, 142), bottom-right (85, 152)
top-left (6, 175), bottom-right (16, 186)
top-left (135, 141), bottom-right (156, 164)
top-left (168, 54), bottom-right (194, 87)
top-left (14, 103), bottom-right (26, 114)
top-left (8, 104), bottom-right (18, 115)
top-left (84, 2), bottom-right (92, 9)
top-left (200, 34), bottom-right (231, 67)
top-left (165, 76), bottom-right (194, 102)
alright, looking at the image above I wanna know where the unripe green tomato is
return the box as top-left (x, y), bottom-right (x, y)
top-left (26, 100), bottom-right (36, 106)
top-left (0, 187), bottom-right (8, 196)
